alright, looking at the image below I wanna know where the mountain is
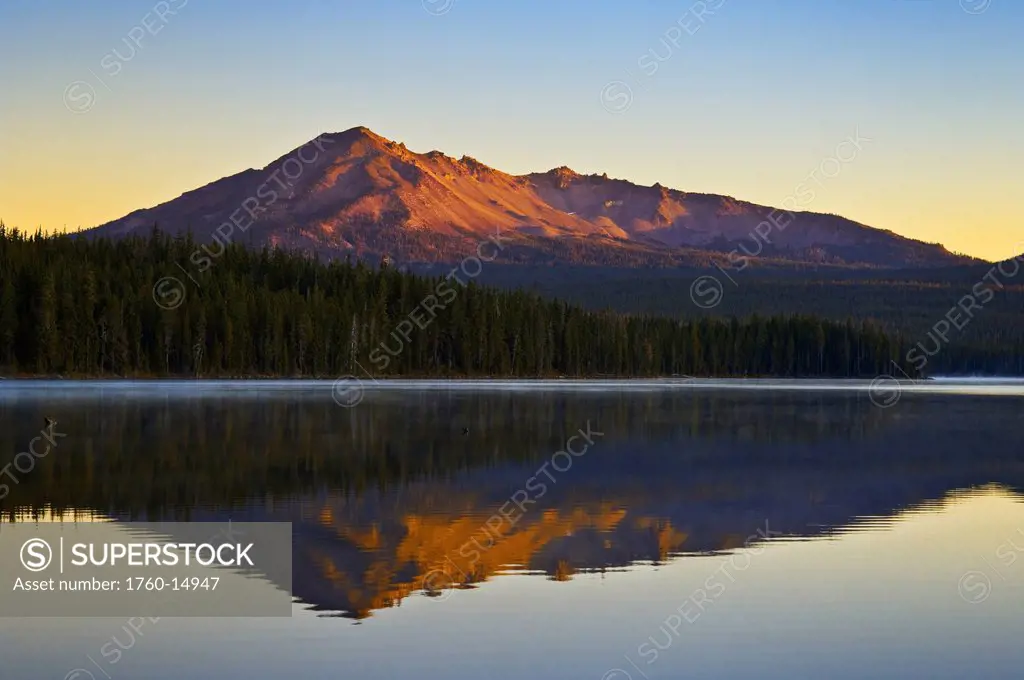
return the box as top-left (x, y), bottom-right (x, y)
top-left (85, 126), bottom-right (973, 268)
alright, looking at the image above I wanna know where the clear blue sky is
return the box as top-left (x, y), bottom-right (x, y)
top-left (1, 0), bottom-right (1021, 259)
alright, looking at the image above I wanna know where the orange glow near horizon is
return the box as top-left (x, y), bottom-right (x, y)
top-left (1, 0), bottom-right (1021, 263)
top-left (1, 126), bottom-right (1020, 263)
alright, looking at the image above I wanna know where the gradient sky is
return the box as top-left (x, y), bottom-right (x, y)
top-left (1, 0), bottom-right (1021, 260)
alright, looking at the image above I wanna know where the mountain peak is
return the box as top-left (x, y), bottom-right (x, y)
top-left (548, 165), bottom-right (579, 178)
top-left (542, 166), bottom-right (581, 189)
top-left (318, 126), bottom-right (394, 155)
top-left (338, 125), bottom-right (386, 141)
top-left (84, 127), bottom-right (975, 269)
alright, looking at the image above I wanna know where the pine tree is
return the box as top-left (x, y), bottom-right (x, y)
top-left (0, 229), bottom-right (942, 380)
top-left (0, 277), bottom-right (17, 369)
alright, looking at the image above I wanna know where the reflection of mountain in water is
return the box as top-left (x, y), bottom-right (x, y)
top-left (2, 388), bottom-right (1023, 619)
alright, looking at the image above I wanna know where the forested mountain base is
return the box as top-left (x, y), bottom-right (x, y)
top-left (475, 264), bottom-right (1024, 375)
top-left (1, 229), bottom-right (919, 378)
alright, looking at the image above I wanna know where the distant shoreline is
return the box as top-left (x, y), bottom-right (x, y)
top-left (8, 375), bottom-right (1024, 387)
top-left (7, 377), bottom-right (1024, 407)
top-left (0, 375), bottom-right (924, 381)
top-left (9, 374), bottom-right (1024, 382)
top-left (7, 376), bottom-right (1024, 386)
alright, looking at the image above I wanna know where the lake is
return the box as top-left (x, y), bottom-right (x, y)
top-left (1, 380), bottom-right (1023, 680)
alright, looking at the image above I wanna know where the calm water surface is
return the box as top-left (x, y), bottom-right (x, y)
top-left (1, 380), bottom-right (1023, 680)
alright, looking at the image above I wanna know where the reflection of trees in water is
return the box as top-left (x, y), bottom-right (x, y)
top-left (0, 390), bottom-right (1018, 518)
top-left (0, 390), bottom-right (901, 515)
